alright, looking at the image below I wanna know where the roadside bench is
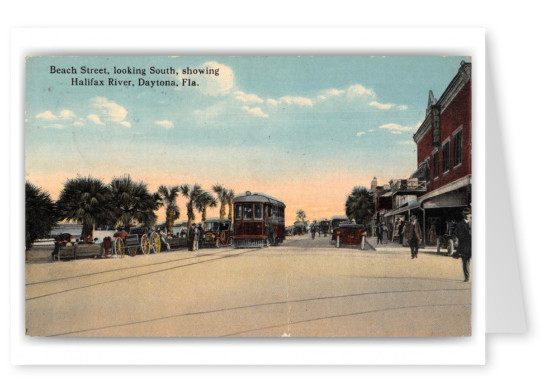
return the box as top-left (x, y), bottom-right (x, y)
top-left (54, 243), bottom-right (102, 261)
top-left (166, 235), bottom-right (187, 250)
top-left (74, 243), bottom-right (102, 259)
top-left (54, 246), bottom-right (76, 262)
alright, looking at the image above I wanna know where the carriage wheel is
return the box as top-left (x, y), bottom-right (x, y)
top-left (336, 236), bottom-right (340, 248)
top-left (140, 234), bottom-right (151, 255)
top-left (114, 238), bottom-right (125, 258)
top-left (150, 232), bottom-right (161, 254)
top-left (128, 247), bottom-right (137, 257)
top-left (446, 238), bottom-right (454, 257)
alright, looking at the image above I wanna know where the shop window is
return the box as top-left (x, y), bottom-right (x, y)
top-left (442, 140), bottom-right (450, 173)
top-left (454, 129), bottom-right (463, 167)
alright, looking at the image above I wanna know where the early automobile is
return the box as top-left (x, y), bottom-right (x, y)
top-left (331, 223), bottom-right (367, 250)
top-left (292, 222), bottom-right (306, 236)
top-left (203, 218), bottom-right (233, 248)
top-left (436, 221), bottom-right (459, 257)
top-left (233, 191), bottom-right (286, 248)
top-left (329, 215), bottom-right (350, 235)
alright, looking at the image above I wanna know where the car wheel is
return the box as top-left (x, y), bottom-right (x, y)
top-left (447, 238), bottom-right (454, 257)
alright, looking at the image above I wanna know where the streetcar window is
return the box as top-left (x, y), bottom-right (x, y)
top-left (254, 204), bottom-right (263, 220)
top-left (235, 204), bottom-right (243, 220)
top-left (243, 204), bottom-right (253, 220)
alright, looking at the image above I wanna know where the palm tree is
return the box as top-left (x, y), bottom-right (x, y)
top-left (345, 186), bottom-right (375, 227)
top-left (212, 184), bottom-right (228, 219)
top-left (110, 176), bottom-right (158, 232)
top-left (180, 183), bottom-right (204, 228)
top-left (56, 176), bottom-right (112, 240)
top-left (296, 209), bottom-right (306, 223)
top-left (226, 189), bottom-right (235, 222)
top-left (157, 185), bottom-right (180, 234)
top-left (196, 191), bottom-right (218, 222)
top-left (25, 181), bottom-right (58, 251)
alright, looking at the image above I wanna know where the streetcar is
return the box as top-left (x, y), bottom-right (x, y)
top-left (233, 191), bottom-right (286, 248)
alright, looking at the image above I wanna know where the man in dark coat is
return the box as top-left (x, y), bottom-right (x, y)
top-left (405, 216), bottom-right (422, 259)
top-left (188, 223), bottom-right (196, 251)
top-left (376, 223), bottom-right (384, 245)
top-left (454, 208), bottom-right (472, 282)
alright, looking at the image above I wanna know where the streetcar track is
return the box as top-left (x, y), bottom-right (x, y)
top-left (222, 303), bottom-right (471, 337)
top-left (26, 248), bottom-right (260, 301)
top-left (45, 288), bottom-right (470, 336)
top-left (26, 248), bottom-right (236, 286)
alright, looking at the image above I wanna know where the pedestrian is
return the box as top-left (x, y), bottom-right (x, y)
top-left (428, 224), bottom-right (438, 246)
top-left (454, 208), bottom-right (472, 282)
top-left (196, 223), bottom-right (204, 250)
top-left (188, 223), bottom-right (196, 251)
top-left (405, 216), bottom-right (422, 259)
top-left (398, 220), bottom-right (405, 246)
top-left (376, 223), bottom-right (383, 245)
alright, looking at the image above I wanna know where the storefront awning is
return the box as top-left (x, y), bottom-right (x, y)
top-left (418, 175), bottom-right (471, 204)
top-left (383, 199), bottom-right (420, 217)
top-left (422, 190), bottom-right (468, 209)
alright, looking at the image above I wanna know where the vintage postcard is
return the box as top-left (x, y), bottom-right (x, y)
top-left (24, 55), bottom-right (472, 338)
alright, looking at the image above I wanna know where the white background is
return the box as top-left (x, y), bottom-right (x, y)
top-left (1, 1), bottom-right (546, 389)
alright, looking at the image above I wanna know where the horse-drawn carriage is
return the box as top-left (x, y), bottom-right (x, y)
top-left (110, 227), bottom-right (162, 258)
top-left (319, 219), bottom-right (330, 236)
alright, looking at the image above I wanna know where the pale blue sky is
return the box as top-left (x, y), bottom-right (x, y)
top-left (25, 56), bottom-right (470, 221)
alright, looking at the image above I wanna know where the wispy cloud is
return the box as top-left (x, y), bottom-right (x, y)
top-left (271, 95), bottom-right (314, 107)
top-left (346, 84), bottom-right (376, 99)
top-left (243, 106), bottom-right (269, 118)
top-left (87, 114), bottom-right (104, 125)
top-left (155, 120), bottom-right (174, 129)
top-left (356, 131), bottom-right (366, 137)
top-left (234, 91), bottom-right (263, 104)
top-left (59, 110), bottom-right (76, 119)
top-left (35, 109), bottom-right (76, 121)
top-left (90, 97), bottom-right (131, 127)
top-left (35, 110), bottom-right (57, 120)
top-left (398, 105), bottom-right (408, 111)
top-left (369, 101), bottom-right (395, 110)
top-left (379, 123), bottom-right (414, 135)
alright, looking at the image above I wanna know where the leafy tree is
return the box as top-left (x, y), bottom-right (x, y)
top-left (226, 189), bottom-right (235, 222)
top-left (180, 183), bottom-right (204, 228)
top-left (25, 181), bottom-right (58, 251)
top-left (110, 176), bottom-right (158, 232)
top-left (212, 184), bottom-right (228, 219)
top-left (56, 176), bottom-right (112, 240)
top-left (345, 186), bottom-right (375, 227)
top-left (296, 209), bottom-right (306, 224)
top-left (196, 191), bottom-right (218, 222)
top-left (156, 185), bottom-right (180, 234)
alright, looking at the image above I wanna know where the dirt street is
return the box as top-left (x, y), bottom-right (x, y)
top-left (25, 235), bottom-right (471, 337)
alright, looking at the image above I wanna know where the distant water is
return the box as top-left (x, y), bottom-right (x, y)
top-left (48, 227), bottom-right (116, 241)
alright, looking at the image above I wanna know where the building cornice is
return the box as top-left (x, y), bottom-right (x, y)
top-left (413, 62), bottom-right (471, 145)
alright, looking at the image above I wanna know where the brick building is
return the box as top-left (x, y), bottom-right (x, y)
top-left (411, 60), bottom-right (472, 243)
